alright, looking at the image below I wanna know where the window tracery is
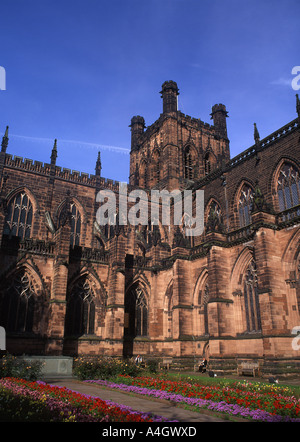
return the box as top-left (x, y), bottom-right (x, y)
top-left (4, 192), bottom-right (33, 239)
top-left (238, 184), bottom-right (254, 227)
top-left (277, 163), bottom-right (300, 211)
top-left (243, 260), bottom-right (261, 332)
top-left (0, 270), bottom-right (35, 333)
top-left (65, 278), bottom-right (95, 336)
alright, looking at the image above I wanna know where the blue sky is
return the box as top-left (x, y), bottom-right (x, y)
top-left (0, 0), bottom-right (299, 183)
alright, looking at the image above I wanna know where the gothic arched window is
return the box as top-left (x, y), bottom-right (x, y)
top-left (243, 260), bottom-right (261, 332)
top-left (65, 278), bottom-right (95, 336)
top-left (184, 147), bottom-right (193, 180)
top-left (238, 184), bottom-right (254, 227)
top-left (3, 192), bottom-right (33, 239)
top-left (58, 201), bottom-right (82, 246)
top-left (70, 203), bottom-right (81, 247)
top-left (199, 283), bottom-right (209, 335)
top-left (166, 284), bottom-right (173, 339)
top-left (125, 286), bottom-right (148, 337)
top-left (204, 153), bottom-right (211, 175)
top-left (0, 270), bottom-right (35, 333)
top-left (207, 200), bottom-right (223, 232)
top-left (277, 163), bottom-right (300, 211)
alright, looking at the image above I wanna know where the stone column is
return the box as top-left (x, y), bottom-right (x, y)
top-left (46, 218), bottom-right (71, 355)
top-left (105, 234), bottom-right (126, 355)
top-left (253, 212), bottom-right (290, 356)
top-left (206, 242), bottom-right (234, 357)
top-left (171, 249), bottom-right (193, 339)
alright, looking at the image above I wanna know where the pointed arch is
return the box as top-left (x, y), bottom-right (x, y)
top-left (193, 268), bottom-right (209, 336)
top-left (270, 156), bottom-right (300, 208)
top-left (65, 268), bottom-right (107, 337)
top-left (204, 152), bottom-right (211, 175)
top-left (205, 197), bottom-right (224, 233)
top-left (3, 188), bottom-right (36, 239)
top-left (243, 260), bottom-right (262, 332)
top-left (231, 246), bottom-right (254, 283)
top-left (178, 212), bottom-right (195, 247)
top-left (164, 279), bottom-right (174, 339)
top-left (231, 247), bottom-right (261, 333)
top-left (233, 181), bottom-right (255, 228)
top-left (65, 275), bottom-right (96, 336)
top-left (184, 144), bottom-right (197, 180)
top-left (56, 197), bottom-right (86, 247)
top-left (0, 262), bottom-right (47, 334)
top-left (67, 265), bottom-right (107, 304)
top-left (281, 227), bottom-right (300, 314)
top-left (124, 281), bottom-right (149, 337)
top-left (281, 227), bottom-right (300, 278)
top-left (5, 186), bottom-right (40, 213)
top-left (272, 159), bottom-right (300, 212)
top-left (203, 143), bottom-right (217, 176)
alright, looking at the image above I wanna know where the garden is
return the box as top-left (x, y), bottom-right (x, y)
top-left (1, 354), bottom-right (300, 422)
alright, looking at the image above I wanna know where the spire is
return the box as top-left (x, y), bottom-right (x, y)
top-left (1, 126), bottom-right (9, 153)
top-left (254, 123), bottom-right (260, 145)
top-left (50, 139), bottom-right (58, 165)
top-left (95, 151), bottom-right (102, 176)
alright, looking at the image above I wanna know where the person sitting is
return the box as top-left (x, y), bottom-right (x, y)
top-left (135, 354), bottom-right (142, 365)
top-left (198, 358), bottom-right (208, 373)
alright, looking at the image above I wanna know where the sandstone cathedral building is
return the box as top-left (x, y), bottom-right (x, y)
top-left (1, 81), bottom-right (300, 375)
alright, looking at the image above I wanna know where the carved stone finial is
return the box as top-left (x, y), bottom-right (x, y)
top-left (50, 139), bottom-right (58, 165)
top-left (1, 126), bottom-right (9, 153)
top-left (95, 151), bottom-right (102, 176)
top-left (254, 123), bottom-right (260, 145)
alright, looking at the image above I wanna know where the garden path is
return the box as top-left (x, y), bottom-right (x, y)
top-left (48, 379), bottom-right (228, 423)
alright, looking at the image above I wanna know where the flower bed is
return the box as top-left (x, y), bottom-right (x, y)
top-left (85, 376), bottom-right (300, 422)
top-left (0, 377), bottom-right (174, 422)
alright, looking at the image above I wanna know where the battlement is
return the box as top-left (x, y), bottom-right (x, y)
top-left (4, 153), bottom-right (123, 190)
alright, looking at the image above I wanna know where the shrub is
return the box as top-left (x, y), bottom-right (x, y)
top-left (73, 356), bottom-right (141, 380)
top-left (146, 358), bottom-right (158, 374)
top-left (0, 354), bottom-right (43, 380)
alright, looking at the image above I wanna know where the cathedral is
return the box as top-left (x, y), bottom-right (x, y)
top-left (0, 81), bottom-right (300, 375)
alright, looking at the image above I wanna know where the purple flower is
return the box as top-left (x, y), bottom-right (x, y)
top-left (84, 379), bottom-right (300, 423)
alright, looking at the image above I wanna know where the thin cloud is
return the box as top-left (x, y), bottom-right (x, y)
top-left (10, 134), bottom-right (130, 155)
top-left (270, 77), bottom-right (292, 87)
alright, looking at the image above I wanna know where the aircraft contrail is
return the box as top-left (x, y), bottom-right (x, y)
top-left (9, 134), bottom-right (130, 155)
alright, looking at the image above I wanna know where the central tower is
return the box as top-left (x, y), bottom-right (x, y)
top-left (129, 81), bottom-right (230, 191)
